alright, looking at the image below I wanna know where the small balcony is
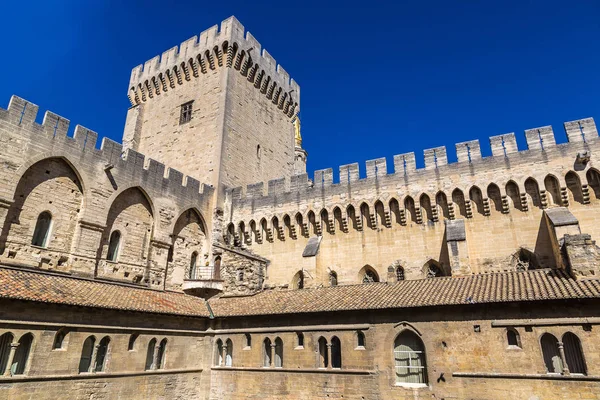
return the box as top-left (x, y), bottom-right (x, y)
top-left (183, 265), bottom-right (223, 298)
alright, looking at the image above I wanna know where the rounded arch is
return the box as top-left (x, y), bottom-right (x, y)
top-left (329, 270), bottom-right (338, 286)
top-left (331, 336), bottom-right (342, 368)
top-left (0, 332), bottom-right (14, 374)
top-left (512, 247), bottom-right (538, 271)
top-left (100, 187), bottom-right (154, 279)
top-left (423, 259), bottom-right (446, 278)
top-left (291, 270), bottom-right (305, 289)
top-left (2, 156), bottom-right (85, 255)
top-left (562, 332), bottom-right (586, 374)
top-left (394, 329), bottom-right (428, 385)
top-left (359, 265), bottom-right (380, 283)
top-left (540, 333), bottom-right (562, 373)
top-left (318, 336), bottom-right (328, 368)
top-left (12, 332), bottom-right (34, 375)
top-left (224, 338), bottom-right (233, 367)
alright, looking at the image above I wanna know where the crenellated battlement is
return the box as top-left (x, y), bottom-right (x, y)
top-left (0, 95), bottom-right (214, 201)
top-left (228, 117), bottom-right (598, 203)
top-left (127, 16), bottom-right (300, 118)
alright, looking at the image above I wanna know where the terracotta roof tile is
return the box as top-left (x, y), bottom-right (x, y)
top-left (209, 269), bottom-right (600, 317)
top-left (0, 267), bottom-right (210, 317)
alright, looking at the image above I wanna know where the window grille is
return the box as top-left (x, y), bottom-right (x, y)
top-left (394, 331), bottom-right (427, 385)
top-left (179, 101), bottom-right (193, 124)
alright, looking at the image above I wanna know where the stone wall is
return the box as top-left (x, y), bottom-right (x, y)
top-left (0, 95), bottom-right (214, 290)
top-left (217, 245), bottom-right (266, 295)
top-left (225, 122), bottom-right (600, 289)
top-left (208, 301), bottom-right (600, 400)
top-left (0, 299), bottom-right (212, 400)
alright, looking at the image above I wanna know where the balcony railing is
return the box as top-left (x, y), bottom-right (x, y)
top-left (186, 265), bottom-right (221, 281)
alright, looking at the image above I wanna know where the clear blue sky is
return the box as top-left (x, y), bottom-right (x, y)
top-left (1, 1), bottom-right (599, 179)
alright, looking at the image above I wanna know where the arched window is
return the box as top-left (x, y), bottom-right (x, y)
top-left (53, 329), bottom-right (67, 350)
top-left (563, 332), bottom-right (586, 375)
top-left (362, 266), bottom-right (379, 283)
top-left (263, 338), bottom-right (272, 367)
top-left (12, 333), bottom-right (33, 375)
top-left (394, 331), bottom-right (428, 385)
top-left (425, 260), bottom-right (444, 278)
top-left (95, 336), bottom-right (110, 372)
top-left (357, 331), bottom-right (366, 348)
top-left (225, 339), bottom-right (233, 367)
top-left (514, 248), bottom-right (537, 271)
top-left (274, 337), bottom-right (283, 368)
top-left (128, 334), bottom-right (138, 351)
top-left (32, 211), bottom-right (52, 247)
top-left (156, 338), bottom-right (167, 369)
top-left (331, 336), bottom-right (342, 368)
top-left (189, 251), bottom-right (198, 279)
top-left (107, 230), bottom-right (121, 261)
top-left (296, 332), bottom-right (304, 348)
top-left (540, 333), bottom-right (563, 374)
top-left (507, 329), bottom-right (520, 348)
top-left (293, 270), bottom-right (305, 289)
top-left (145, 338), bottom-right (157, 370)
top-left (396, 266), bottom-right (405, 281)
top-left (318, 337), bottom-right (328, 368)
top-left (78, 336), bottom-right (96, 373)
top-left (329, 271), bottom-right (338, 287)
top-left (214, 339), bottom-right (223, 367)
top-left (0, 332), bottom-right (13, 375)
top-left (244, 333), bottom-right (251, 348)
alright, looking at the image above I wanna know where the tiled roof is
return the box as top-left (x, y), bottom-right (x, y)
top-left (1, 267), bottom-right (599, 319)
top-left (0, 266), bottom-right (210, 317)
top-left (209, 269), bottom-right (600, 317)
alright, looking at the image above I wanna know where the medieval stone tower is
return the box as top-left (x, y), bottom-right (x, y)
top-left (122, 16), bottom-right (305, 200)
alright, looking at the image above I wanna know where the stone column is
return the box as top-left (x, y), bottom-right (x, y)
top-left (326, 343), bottom-right (332, 370)
top-left (557, 341), bottom-right (570, 375)
top-left (148, 239), bottom-right (171, 290)
top-left (445, 219), bottom-right (471, 275)
top-left (90, 344), bottom-right (99, 373)
top-left (151, 343), bottom-right (160, 370)
top-left (222, 343), bottom-right (228, 367)
top-left (70, 220), bottom-right (106, 277)
top-left (3, 342), bottom-right (19, 376)
top-left (270, 343), bottom-right (276, 368)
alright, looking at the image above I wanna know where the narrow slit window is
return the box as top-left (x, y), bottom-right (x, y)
top-left (107, 231), bottom-right (121, 262)
top-left (179, 101), bottom-right (194, 124)
top-left (32, 211), bottom-right (52, 247)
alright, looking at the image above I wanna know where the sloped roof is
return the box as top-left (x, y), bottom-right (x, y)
top-left (0, 266), bottom-right (210, 317)
top-left (1, 266), bottom-right (599, 319)
top-left (208, 269), bottom-right (600, 317)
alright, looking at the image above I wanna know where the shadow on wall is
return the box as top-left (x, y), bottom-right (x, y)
top-left (534, 213), bottom-right (557, 269)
